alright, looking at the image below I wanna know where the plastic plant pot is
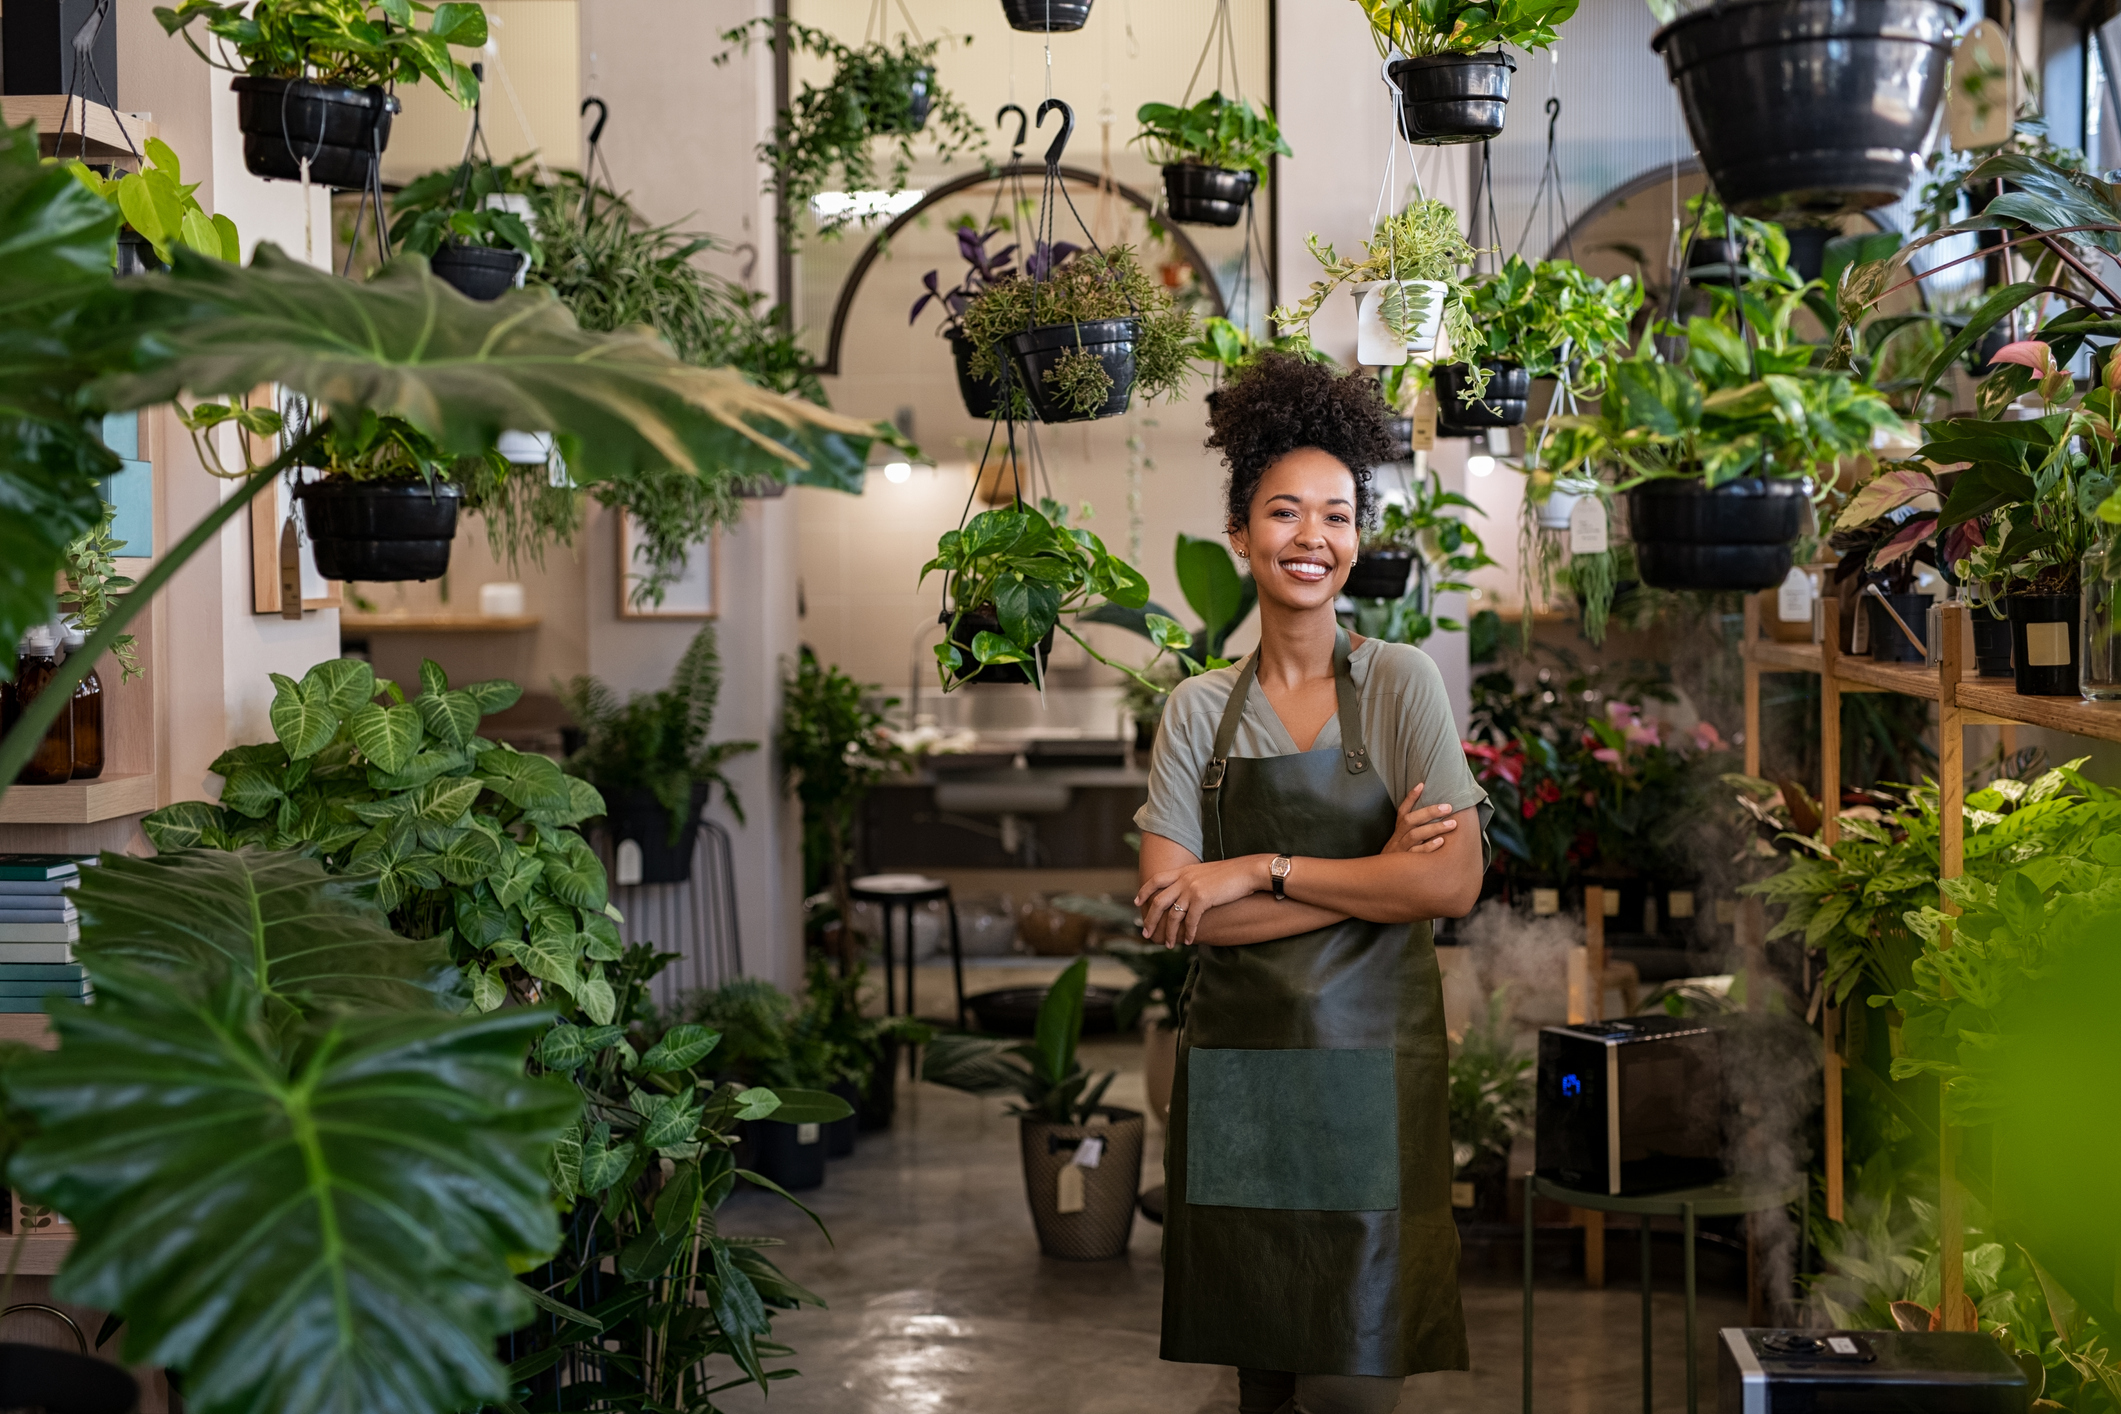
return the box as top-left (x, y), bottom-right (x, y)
top-left (295, 479), bottom-right (460, 582)
top-left (1626, 478), bottom-right (1807, 591)
top-left (1162, 164), bottom-right (1257, 227)
top-left (604, 783), bottom-right (710, 885)
top-left (1344, 550), bottom-right (1415, 601)
top-left (1387, 51), bottom-right (1516, 144)
top-left (939, 608), bottom-right (1054, 686)
top-left (1683, 235), bottom-right (1751, 288)
top-left (2008, 592), bottom-right (2082, 697)
top-left (114, 227), bottom-right (164, 278)
top-left (1864, 591), bottom-right (1931, 662)
top-left (949, 330), bottom-right (1006, 419)
top-left (429, 243), bottom-right (525, 300)
top-left (1435, 360), bottom-right (1530, 428)
top-left (1652, 0), bottom-right (1960, 216)
top-left (1385, 417), bottom-right (1417, 463)
top-left (1001, 0), bottom-right (1093, 31)
top-left (231, 76), bottom-right (397, 188)
top-left (746, 1117), bottom-right (827, 1192)
top-left (1351, 280), bottom-right (1446, 365)
top-left (1007, 318), bottom-right (1139, 423)
top-left (1972, 603), bottom-right (2015, 678)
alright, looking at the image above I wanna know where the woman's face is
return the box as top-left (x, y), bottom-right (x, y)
top-left (1228, 447), bottom-right (1360, 615)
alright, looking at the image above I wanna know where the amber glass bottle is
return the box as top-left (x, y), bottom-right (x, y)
top-left (65, 628), bottom-right (103, 780)
top-left (10, 628), bottom-right (74, 785)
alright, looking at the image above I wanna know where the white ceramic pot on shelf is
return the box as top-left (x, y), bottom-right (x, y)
top-left (1351, 279), bottom-right (1447, 366)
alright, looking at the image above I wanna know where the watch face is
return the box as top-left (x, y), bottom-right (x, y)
top-left (1271, 856), bottom-right (1291, 878)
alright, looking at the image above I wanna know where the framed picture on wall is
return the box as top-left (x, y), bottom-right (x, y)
top-left (618, 513), bottom-right (717, 619)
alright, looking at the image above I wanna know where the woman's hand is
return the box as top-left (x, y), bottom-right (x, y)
top-left (1383, 784), bottom-right (1461, 855)
top-left (1135, 856), bottom-right (1268, 948)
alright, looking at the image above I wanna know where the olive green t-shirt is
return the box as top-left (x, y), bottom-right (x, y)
top-left (1133, 638), bottom-right (1491, 867)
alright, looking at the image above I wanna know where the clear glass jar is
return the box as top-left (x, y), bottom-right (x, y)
top-left (2084, 542), bottom-right (2121, 701)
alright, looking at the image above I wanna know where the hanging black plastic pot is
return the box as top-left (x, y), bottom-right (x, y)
top-left (1008, 318), bottom-right (1139, 423)
top-left (1385, 416), bottom-right (1417, 462)
top-left (941, 607), bottom-right (1054, 686)
top-left (1683, 236), bottom-right (1751, 288)
top-left (1972, 602), bottom-right (2014, 678)
top-left (0, 1342), bottom-right (138, 1414)
top-left (2008, 592), bottom-right (2081, 697)
top-left (1652, 0), bottom-right (1959, 217)
top-left (1387, 51), bottom-right (1515, 145)
top-left (1627, 477), bottom-right (1807, 592)
top-left (114, 227), bottom-right (165, 278)
top-left (429, 243), bottom-right (524, 300)
top-left (1434, 360), bottom-right (1530, 429)
top-left (1864, 591), bottom-right (1930, 662)
top-left (949, 330), bottom-right (1006, 419)
top-left (1345, 550), bottom-right (1414, 600)
top-left (231, 76), bottom-right (397, 188)
top-left (874, 66), bottom-right (935, 133)
top-left (1784, 225), bottom-right (1833, 282)
top-left (1002, 0), bottom-right (1092, 30)
top-left (605, 783), bottom-right (710, 885)
top-left (295, 479), bottom-right (460, 582)
top-left (1162, 163), bottom-right (1257, 227)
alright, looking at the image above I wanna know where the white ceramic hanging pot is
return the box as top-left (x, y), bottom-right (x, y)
top-left (1536, 487), bottom-right (1582, 532)
top-left (1352, 279), bottom-right (1447, 365)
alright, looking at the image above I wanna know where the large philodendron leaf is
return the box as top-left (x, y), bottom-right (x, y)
top-left (4, 969), bottom-right (579, 1414)
top-left (96, 246), bottom-right (888, 493)
top-left (70, 848), bottom-right (455, 1022)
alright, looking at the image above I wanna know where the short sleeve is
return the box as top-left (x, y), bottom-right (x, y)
top-left (1371, 644), bottom-right (1493, 869)
top-left (1132, 676), bottom-right (1217, 860)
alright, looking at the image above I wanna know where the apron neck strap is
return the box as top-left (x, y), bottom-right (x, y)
top-left (1202, 628), bottom-right (1371, 790)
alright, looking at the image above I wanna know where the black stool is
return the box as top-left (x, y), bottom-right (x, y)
top-left (850, 875), bottom-right (966, 1057)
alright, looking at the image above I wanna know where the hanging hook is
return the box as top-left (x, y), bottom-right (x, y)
top-left (1036, 98), bottom-right (1074, 171)
top-left (997, 103), bottom-right (1028, 159)
top-left (1544, 96), bottom-right (1561, 154)
top-left (580, 97), bottom-right (609, 149)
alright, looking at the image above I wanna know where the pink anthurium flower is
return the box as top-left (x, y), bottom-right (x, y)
top-left (1989, 340), bottom-right (2055, 375)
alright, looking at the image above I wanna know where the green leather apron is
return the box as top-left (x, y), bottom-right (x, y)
top-left (1160, 630), bottom-right (1468, 1377)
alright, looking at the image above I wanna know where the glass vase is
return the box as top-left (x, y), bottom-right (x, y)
top-left (2084, 545), bottom-right (2121, 701)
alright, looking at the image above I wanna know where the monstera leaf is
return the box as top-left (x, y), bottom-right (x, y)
top-left (5, 968), bottom-right (576, 1414)
top-left (69, 848), bottom-right (454, 1025)
top-left (97, 246), bottom-right (884, 492)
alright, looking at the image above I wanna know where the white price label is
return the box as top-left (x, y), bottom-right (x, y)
top-left (1667, 891), bottom-right (1696, 920)
top-left (1071, 1136), bottom-right (1105, 1170)
top-left (1568, 497), bottom-right (1609, 555)
top-left (796, 1123), bottom-right (821, 1146)
top-left (1777, 566), bottom-right (1813, 623)
top-left (1532, 888), bottom-right (1561, 916)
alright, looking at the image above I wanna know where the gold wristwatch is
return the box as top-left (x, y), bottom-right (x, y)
top-left (1269, 855), bottom-right (1293, 901)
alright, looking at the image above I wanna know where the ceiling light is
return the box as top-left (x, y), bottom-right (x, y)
top-left (1467, 454), bottom-right (1496, 477)
top-left (884, 461), bottom-right (912, 483)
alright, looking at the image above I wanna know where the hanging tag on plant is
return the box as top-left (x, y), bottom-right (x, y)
top-left (1947, 20), bottom-right (2017, 151)
top-left (1567, 497), bottom-right (1608, 556)
top-left (1777, 566), bottom-right (1813, 623)
top-left (1409, 387), bottom-right (1437, 451)
top-left (278, 515), bottom-right (304, 619)
top-left (1056, 1162), bottom-right (1086, 1214)
top-left (1072, 1136), bottom-right (1105, 1169)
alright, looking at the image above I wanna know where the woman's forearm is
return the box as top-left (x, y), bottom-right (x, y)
top-left (1222, 834), bottom-right (1483, 922)
top-left (1186, 893), bottom-right (1348, 947)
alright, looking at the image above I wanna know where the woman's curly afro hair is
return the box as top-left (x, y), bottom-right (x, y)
top-left (1206, 351), bottom-right (1395, 532)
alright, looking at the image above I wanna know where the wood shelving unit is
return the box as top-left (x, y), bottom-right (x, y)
top-left (0, 774), bottom-right (157, 826)
top-left (0, 96), bottom-right (156, 165)
top-left (340, 614), bottom-right (541, 633)
top-left (1740, 595), bottom-right (2121, 1332)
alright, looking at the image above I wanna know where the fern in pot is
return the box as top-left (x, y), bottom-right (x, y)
top-left (958, 244), bottom-right (1196, 423)
top-left (1273, 200), bottom-right (1481, 374)
top-left (1132, 91), bottom-right (1290, 228)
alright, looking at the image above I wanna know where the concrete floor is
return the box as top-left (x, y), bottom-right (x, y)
top-left (713, 1031), bottom-right (1747, 1414)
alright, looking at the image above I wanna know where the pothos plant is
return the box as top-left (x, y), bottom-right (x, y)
top-left (1132, 91), bottom-right (1291, 184)
top-left (922, 498), bottom-right (1194, 692)
top-left (1456, 254), bottom-right (1640, 397)
top-left (67, 138), bottom-right (239, 267)
top-left (59, 503), bottom-right (142, 681)
top-left (1347, 471), bottom-right (1496, 650)
top-left (717, 21), bottom-right (981, 247)
top-left (1353, 0), bottom-right (1577, 57)
top-left (155, 0), bottom-right (488, 105)
top-left (389, 158), bottom-right (542, 264)
top-left (1272, 200), bottom-right (1484, 389)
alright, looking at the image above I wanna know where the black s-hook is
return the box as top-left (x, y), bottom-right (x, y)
top-left (1037, 98), bottom-right (1074, 172)
top-left (997, 103), bottom-right (1028, 160)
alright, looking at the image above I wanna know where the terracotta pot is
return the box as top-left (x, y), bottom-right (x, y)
top-left (1143, 1021), bottom-right (1177, 1125)
top-left (1017, 901), bottom-right (1091, 955)
top-left (1018, 1108), bottom-right (1145, 1259)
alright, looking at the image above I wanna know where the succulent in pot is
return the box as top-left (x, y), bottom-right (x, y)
top-left (1131, 91), bottom-right (1290, 228)
top-left (958, 245), bottom-right (1196, 424)
top-left (1273, 200), bottom-right (1480, 374)
top-left (1354, 0), bottom-right (1576, 144)
top-left (156, 0), bottom-right (487, 188)
top-left (911, 224), bottom-right (1024, 419)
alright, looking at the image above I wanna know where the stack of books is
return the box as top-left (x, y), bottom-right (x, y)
top-left (0, 855), bottom-right (95, 1010)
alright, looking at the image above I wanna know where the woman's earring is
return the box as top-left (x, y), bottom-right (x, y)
top-left (1237, 550), bottom-right (1249, 559)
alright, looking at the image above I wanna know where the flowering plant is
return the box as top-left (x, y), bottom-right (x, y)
top-left (1575, 701), bottom-right (1729, 881)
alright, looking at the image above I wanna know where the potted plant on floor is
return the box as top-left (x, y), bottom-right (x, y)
top-left (155, 0), bottom-right (486, 188)
top-left (924, 957), bottom-right (1146, 1260)
top-left (1449, 987), bottom-right (1533, 1222)
top-left (1345, 470), bottom-right (1496, 650)
top-left (1273, 200), bottom-right (1481, 371)
top-left (958, 244), bottom-right (1196, 423)
top-left (390, 157), bottom-right (542, 301)
top-left (1132, 91), bottom-right (1290, 228)
top-left (717, 21), bottom-right (981, 248)
top-left (923, 498), bottom-right (1191, 691)
top-left (66, 138), bottom-right (240, 275)
top-left (684, 977), bottom-right (847, 1192)
top-left (1648, 0), bottom-right (1958, 217)
top-left (559, 624), bottom-right (758, 884)
top-left (912, 224), bottom-right (1027, 418)
top-left (1442, 255), bottom-right (1640, 430)
top-left (1355, 0), bottom-right (1576, 144)
top-left (1110, 942), bottom-right (1194, 1124)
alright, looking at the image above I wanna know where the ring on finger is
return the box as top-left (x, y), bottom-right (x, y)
top-left (1170, 901), bottom-right (1188, 913)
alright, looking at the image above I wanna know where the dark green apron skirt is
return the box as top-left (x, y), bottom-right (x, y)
top-left (1160, 632), bottom-right (1468, 1377)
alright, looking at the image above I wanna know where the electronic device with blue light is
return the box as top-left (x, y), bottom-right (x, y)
top-left (1536, 1015), bottom-right (1724, 1196)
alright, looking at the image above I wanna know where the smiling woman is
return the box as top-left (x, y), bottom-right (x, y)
top-left (1131, 352), bottom-right (1491, 1414)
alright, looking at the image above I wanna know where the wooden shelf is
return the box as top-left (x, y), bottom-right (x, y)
top-left (0, 774), bottom-right (157, 826)
top-left (1743, 639), bottom-right (1824, 673)
top-left (0, 96), bottom-right (156, 165)
top-left (340, 614), bottom-right (540, 633)
top-left (5, 1230), bottom-right (75, 1277)
top-left (1834, 656), bottom-right (1942, 700)
top-left (1956, 680), bottom-right (2121, 744)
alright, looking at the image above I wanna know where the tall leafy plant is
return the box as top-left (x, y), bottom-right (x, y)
top-left (778, 650), bottom-right (905, 940)
top-left (921, 957), bottom-right (1116, 1124)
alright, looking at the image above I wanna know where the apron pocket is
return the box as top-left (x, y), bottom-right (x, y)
top-left (1185, 1047), bottom-right (1399, 1211)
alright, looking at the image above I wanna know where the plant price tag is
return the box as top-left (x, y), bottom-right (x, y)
top-left (1532, 888), bottom-right (1560, 916)
top-left (1409, 388), bottom-right (1437, 452)
top-left (1567, 498), bottom-right (1608, 556)
top-left (1057, 1163), bottom-right (1086, 1214)
top-left (1072, 1136), bottom-right (1105, 1169)
top-left (1777, 566), bottom-right (1813, 623)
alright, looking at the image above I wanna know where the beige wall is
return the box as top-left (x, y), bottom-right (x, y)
top-left (384, 0), bottom-right (584, 187)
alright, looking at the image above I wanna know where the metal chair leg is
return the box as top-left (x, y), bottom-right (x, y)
top-left (1523, 1173), bottom-right (1535, 1414)
top-left (1685, 1201), bottom-right (1699, 1414)
top-left (1643, 1214), bottom-right (1654, 1414)
top-left (946, 892), bottom-right (966, 1029)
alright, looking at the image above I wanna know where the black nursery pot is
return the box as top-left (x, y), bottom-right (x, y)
top-left (0, 1342), bottom-right (138, 1414)
top-left (1002, 0), bottom-right (1093, 30)
top-left (605, 783), bottom-right (710, 885)
top-left (1162, 163), bottom-right (1257, 227)
top-left (1345, 550), bottom-right (1415, 601)
top-left (1627, 478), bottom-right (1807, 592)
top-left (231, 76), bottom-right (397, 189)
top-left (2008, 592), bottom-right (2082, 697)
top-left (1865, 591), bottom-right (1931, 663)
top-left (1652, 0), bottom-right (1959, 216)
top-left (941, 608), bottom-right (1054, 686)
top-left (746, 1116), bottom-right (828, 1192)
top-left (874, 66), bottom-right (934, 133)
top-left (1008, 318), bottom-right (1139, 423)
top-left (949, 330), bottom-right (1006, 420)
top-left (1385, 416), bottom-right (1417, 462)
top-left (1387, 51), bottom-right (1516, 144)
top-left (114, 227), bottom-right (164, 278)
top-left (1435, 360), bottom-right (1530, 429)
top-left (827, 1078), bottom-right (861, 1157)
top-left (295, 479), bottom-right (460, 582)
top-left (859, 1037), bottom-right (900, 1131)
top-left (430, 242), bottom-right (524, 300)
top-left (1683, 235), bottom-right (1750, 288)
top-left (1973, 602), bottom-right (2015, 678)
